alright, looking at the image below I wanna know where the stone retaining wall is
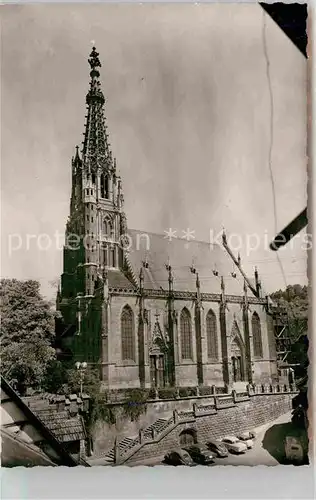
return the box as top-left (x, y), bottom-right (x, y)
top-left (125, 393), bottom-right (293, 464)
top-left (92, 390), bottom-right (294, 460)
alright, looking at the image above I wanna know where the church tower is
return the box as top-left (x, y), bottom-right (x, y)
top-left (58, 47), bottom-right (128, 361)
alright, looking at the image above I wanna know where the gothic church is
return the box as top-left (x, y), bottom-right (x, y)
top-left (56, 48), bottom-right (279, 391)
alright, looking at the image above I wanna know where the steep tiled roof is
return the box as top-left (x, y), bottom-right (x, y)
top-left (1, 377), bottom-right (78, 467)
top-left (126, 229), bottom-right (248, 297)
top-left (108, 269), bottom-right (136, 290)
top-left (23, 394), bottom-right (87, 443)
top-left (34, 409), bottom-right (86, 442)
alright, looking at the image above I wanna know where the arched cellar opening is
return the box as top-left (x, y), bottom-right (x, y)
top-left (179, 429), bottom-right (197, 447)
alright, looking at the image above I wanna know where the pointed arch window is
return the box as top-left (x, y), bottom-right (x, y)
top-left (252, 312), bottom-right (263, 358)
top-left (121, 305), bottom-right (135, 362)
top-left (206, 309), bottom-right (218, 359)
top-left (110, 246), bottom-right (116, 267)
top-left (180, 308), bottom-right (193, 360)
top-left (100, 174), bottom-right (109, 199)
top-left (103, 217), bottom-right (112, 238)
top-left (102, 244), bottom-right (108, 267)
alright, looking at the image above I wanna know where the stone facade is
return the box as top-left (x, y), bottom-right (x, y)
top-left (56, 47), bottom-right (280, 394)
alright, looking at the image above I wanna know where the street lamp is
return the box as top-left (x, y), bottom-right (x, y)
top-left (75, 361), bottom-right (87, 396)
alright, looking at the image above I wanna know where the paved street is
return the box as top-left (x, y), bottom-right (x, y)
top-left (130, 411), bottom-right (295, 467)
top-left (211, 411), bottom-right (292, 466)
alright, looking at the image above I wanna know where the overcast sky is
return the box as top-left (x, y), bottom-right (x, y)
top-left (1, 3), bottom-right (307, 300)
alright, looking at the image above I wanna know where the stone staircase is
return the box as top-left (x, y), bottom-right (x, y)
top-left (143, 418), bottom-right (171, 439)
top-left (90, 383), bottom-right (296, 466)
top-left (95, 400), bottom-right (225, 465)
top-left (105, 436), bottom-right (136, 461)
top-left (100, 416), bottom-right (175, 464)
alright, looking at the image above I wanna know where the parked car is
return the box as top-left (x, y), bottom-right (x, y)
top-left (184, 445), bottom-right (215, 465)
top-left (206, 440), bottom-right (229, 458)
top-left (237, 431), bottom-right (254, 449)
top-left (221, 436), bottom-right (247, 454)
top-left (163, 448), bottom-right (197, 466)
top-left (238, 430), bottom-right (256, 440)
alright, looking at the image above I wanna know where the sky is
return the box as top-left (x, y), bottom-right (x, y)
top-left (1, 3), bottom-right (307, 300)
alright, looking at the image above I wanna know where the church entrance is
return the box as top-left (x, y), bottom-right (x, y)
top-left (231, 337), bottom-right (245, 382)
top-left (232, 355), bottom-right (243, 382)
top-left (150, 354), bottom-right (165, 388)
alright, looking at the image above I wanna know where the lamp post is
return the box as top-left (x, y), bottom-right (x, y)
top-left (75, 361), bottom-right (87, 396)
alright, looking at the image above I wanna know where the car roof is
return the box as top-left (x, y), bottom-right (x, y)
top-left (175, 448), bottom-right (190, 455)
top-left (208, 439), bottom-right (224, 445)
top-left (222, 435), bottom-right (237, 441)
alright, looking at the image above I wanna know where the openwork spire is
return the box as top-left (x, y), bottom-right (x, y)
top-left (82, 46), bottom-right (115, 174)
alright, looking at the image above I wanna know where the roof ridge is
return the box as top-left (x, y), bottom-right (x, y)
top-left (128, 228), bottom-right (221, 247)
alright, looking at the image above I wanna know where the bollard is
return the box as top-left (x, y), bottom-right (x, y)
top-left (139, 429), bottom-right (144, 444)
top-left (173, 409), bottom-right (179, 424)
top-left (114, 438), bottom-right (120, 465)
top-left (232, 390), bottom-right (237, 403)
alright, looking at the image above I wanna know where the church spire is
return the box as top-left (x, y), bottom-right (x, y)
top-left (82, 46), bottom-right (113, 174)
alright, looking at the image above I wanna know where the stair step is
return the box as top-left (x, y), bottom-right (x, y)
top-left (120, 438), bottom-right (134, 444)
top-left (104, 415), bottom-right (174, 461)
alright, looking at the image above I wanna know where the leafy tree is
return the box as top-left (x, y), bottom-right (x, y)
top-left (66, 366), bottom-right (101, 396)
top-left (42, 359), bottom-right (69, 394)
top-left (0, 279), bottom-right (57, 394)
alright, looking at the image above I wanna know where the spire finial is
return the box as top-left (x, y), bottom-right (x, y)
top-left (139, 266), bottom-right (144, 290)
top-left (222, 227), bottom-right (227, 245)
top-left (86, 46), bottom-right (104, 106)
top-left (221, 275), bottom-right (225, 292)
top-left (196, 272), bottom-right (200, 290)
top-left (88, 46), bottom-right (102, 72)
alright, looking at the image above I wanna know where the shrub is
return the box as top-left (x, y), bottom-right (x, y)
top-left (158, 387), bottom-right (177, 400)
top-left (216, 386), bottom-right (227, 395)
top-left (122, 388), bottom-right (149, 421)
top-left (199, 386), bottom-right (212, 396)
top-left (90, 396), bottom-right (117, 425)
top-left (178, 387), bottom-right (197, 398)
top-left (148, 388), bottom-right (157, 400)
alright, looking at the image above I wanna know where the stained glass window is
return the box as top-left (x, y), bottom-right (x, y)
top-left (252, 312), bottom-right (263, 358)
top-left (206, 309), bottom-right (218, 359)
top-left (121, 305), bottom-right (135, 362)
top-left (180, 308), bottom-right (193, 360)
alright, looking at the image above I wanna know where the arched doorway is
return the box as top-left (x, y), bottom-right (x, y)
top-left (149, 352), bottom-right (165, 388)
top-left (179, 429), bottom-right (197, 447)
top-left (231, 336), bottom-right (245, 382)
top-left (149, 317), bottom-right (166, 388)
